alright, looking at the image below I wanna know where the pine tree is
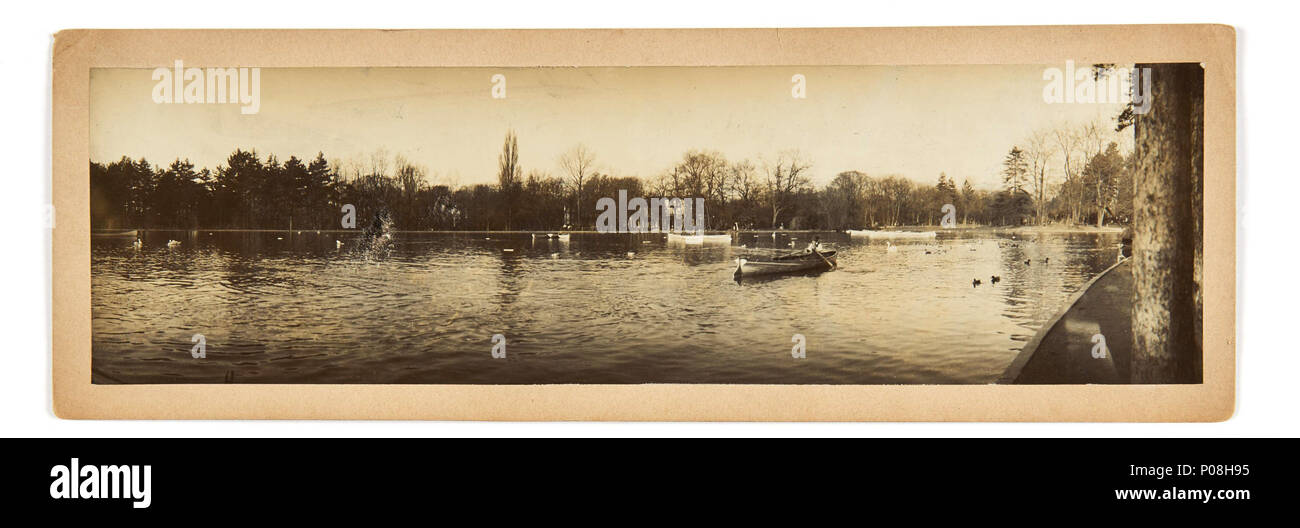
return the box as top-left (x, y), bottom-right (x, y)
top-left (1002, 147), bottom-right (1028, 195)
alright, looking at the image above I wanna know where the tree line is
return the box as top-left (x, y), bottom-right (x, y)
top-left (91, 125), bottom-right (1134, 231)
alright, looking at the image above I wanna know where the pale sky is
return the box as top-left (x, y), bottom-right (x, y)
top-left (90, 65), bottom-right (1130, 190)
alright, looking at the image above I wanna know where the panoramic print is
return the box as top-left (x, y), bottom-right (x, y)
top-left (88, 63), bottom-right (1204, 384)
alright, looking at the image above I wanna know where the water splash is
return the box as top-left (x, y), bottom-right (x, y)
top-left (356, 208), bottom-right (395, 260)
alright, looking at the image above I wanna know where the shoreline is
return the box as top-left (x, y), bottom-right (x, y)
top-left (1000, 259), bottom-right (1133, 384)
top-left (92, 224), bottom-right (1131, 235)
top-left (993, 225), bottom-right (1125, 234)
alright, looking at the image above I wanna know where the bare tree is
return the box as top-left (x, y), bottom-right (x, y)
top-left (729, 159), bottom-right (759, 203)
top-left (1052, 125), bottom-right (1090, 223)
top-left (557, 144), bottom-right (596, 228)
top-left (393, 154), bottom-right (427, 227)
top-left (761, 150), bottom-right (812, 228)
top-left (1083, 142), bottom-right (1122, 228)
top-left (822, 171), bottom-right (869, 229)
top-left (1024, 129), bottom-right (1055, 225)
top-left (336, 157), bottom-right (363, 183)
top-left (367, 147), bottom-right (390, 178)
top-left (667, 150), bottom-right (730, 227)
top-left (878, 175), bottom-right (912, 226)
top-left (1080, 120), bottom-right (1109, 161)
top-left (669, 150), bottom-right (727, 198)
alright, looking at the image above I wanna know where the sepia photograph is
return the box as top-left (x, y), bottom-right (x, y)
top-left (11, 2), bottom-right (1294, 514)
top-left (87, 61), bottom-right (1204, 386)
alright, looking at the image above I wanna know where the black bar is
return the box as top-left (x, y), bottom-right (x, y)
top-left (4, 439), bottom-right (1289, 515)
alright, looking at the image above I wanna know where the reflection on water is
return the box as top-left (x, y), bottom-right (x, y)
top-left (91, 229), bottom-right (1121, 384)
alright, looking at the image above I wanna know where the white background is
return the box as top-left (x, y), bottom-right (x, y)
top-left (3, 0), bottom-right (1291, 437)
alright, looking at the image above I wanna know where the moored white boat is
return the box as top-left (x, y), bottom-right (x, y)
top-left (846, 229), bottom-right (937, 239)
top-left (92, 229), bottom-right (138, 237)
top-left (667, 232), bottom-right (731, 244)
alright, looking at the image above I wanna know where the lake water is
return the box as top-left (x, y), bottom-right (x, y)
top-left (91, 229), bottom-right (1122, 384)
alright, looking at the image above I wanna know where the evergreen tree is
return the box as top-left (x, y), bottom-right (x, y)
top-left (1002, 146), bottom-right (1029, 195)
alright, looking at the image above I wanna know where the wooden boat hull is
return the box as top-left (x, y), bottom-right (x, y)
top-left (734, 251), bottom-right (837, 278)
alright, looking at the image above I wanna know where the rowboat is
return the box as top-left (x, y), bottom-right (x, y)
top-left (846, 229), bottom-right (937, 239)
top-left (667, 232), bottom-right (732, 244)
top-left (734, 250), bottom-right (837, 278)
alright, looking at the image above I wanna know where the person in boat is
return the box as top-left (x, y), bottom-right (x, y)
top-left (804, 236), bottom-right (822, 254)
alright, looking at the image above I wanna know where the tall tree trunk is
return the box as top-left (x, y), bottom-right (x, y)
top-left (1131, 63), bottom-right (1204, 383)
top-left (1036, 173), bottom-right (1044, 225)
top-left (1096, 181), bottom-right (1106, 227)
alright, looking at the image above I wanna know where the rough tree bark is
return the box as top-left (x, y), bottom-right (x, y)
top-left (1130, 63), bottom-right (1204, 383)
